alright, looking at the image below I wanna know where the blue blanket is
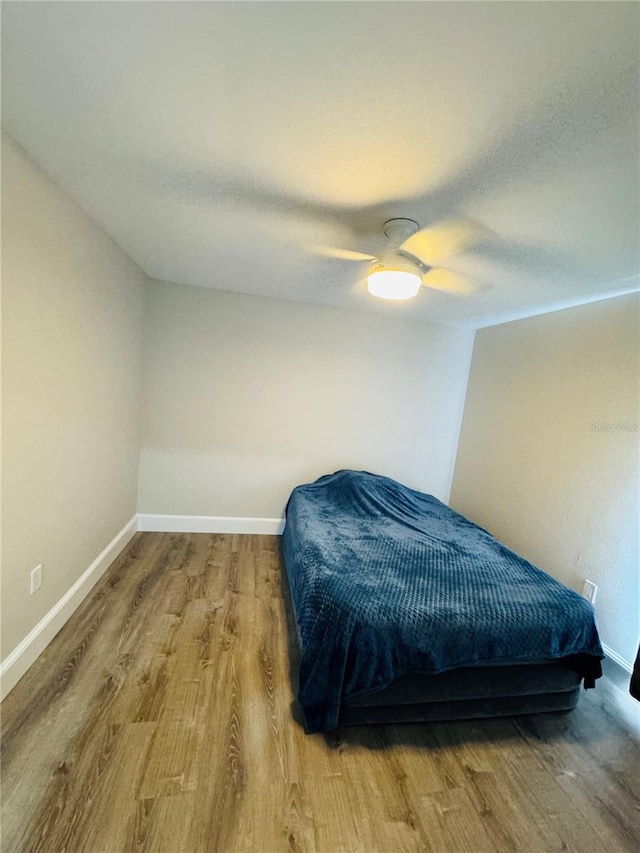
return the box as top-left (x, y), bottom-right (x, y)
top-left (282, 470), bottom-right (603, 732)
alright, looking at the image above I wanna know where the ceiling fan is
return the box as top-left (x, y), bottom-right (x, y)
top-left (151, 160), bottom-right (492, 300)
top-left (307, 217), bottom-right (482, 301)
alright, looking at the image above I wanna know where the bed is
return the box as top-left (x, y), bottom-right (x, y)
top-left (282, 470), bottom-right (603, 733)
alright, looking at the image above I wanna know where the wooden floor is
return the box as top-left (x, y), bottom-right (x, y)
top-left (2, 533), bottom-right (639, 853)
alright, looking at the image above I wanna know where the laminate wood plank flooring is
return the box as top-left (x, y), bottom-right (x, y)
top-left (1, 532), bottom-right (639, 852)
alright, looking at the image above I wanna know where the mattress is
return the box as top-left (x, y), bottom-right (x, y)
top-left (339, 662), bottom-right (581, 725)
top-left (282, 470), bottom-right (603, 733)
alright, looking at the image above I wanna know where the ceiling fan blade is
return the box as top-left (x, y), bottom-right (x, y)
top-left (400, 220), bottom-right (485, 265)
top-left (306, 244), bottom-right (376, 262)
top-left (421, 268), bottom-right (480, 297)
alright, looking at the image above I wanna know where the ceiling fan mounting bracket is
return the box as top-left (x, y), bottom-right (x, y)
top-left (383, 218), bottom-right (420, 243)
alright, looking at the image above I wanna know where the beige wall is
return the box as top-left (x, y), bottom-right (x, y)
top-left (1, 137), bottom-right (146, 658)
top-left (138, 280), bottom-right (475, 518)
top-left (451, 293), bottom-right (640, 665)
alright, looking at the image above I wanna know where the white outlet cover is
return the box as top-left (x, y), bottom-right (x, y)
top-left (582, 580), bottom-right (597, 604)
top-left (30, 564), bottom-right (42, 594)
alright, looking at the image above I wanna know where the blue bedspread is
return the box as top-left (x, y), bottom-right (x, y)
top-left (282, 470), bottom-right (603, 732)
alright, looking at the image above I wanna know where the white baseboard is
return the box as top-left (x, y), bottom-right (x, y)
top-left (0, 516), bottom-right (138, 701)
top-left (602, 643), bottom-right (633, 674)
top-left (137, 514), bottom-right (285, 535)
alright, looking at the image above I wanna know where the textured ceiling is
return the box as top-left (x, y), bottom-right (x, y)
top-left (2, 1), bottom-right (639, 327)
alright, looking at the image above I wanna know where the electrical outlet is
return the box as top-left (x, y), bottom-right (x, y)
top-left (582, 579), bottom-right (597, 604)
top-left (30, 564), bottom-right (42, 595)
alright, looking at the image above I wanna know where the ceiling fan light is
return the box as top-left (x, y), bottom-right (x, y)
top-left (367, 268), bottom-right (422, 300)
